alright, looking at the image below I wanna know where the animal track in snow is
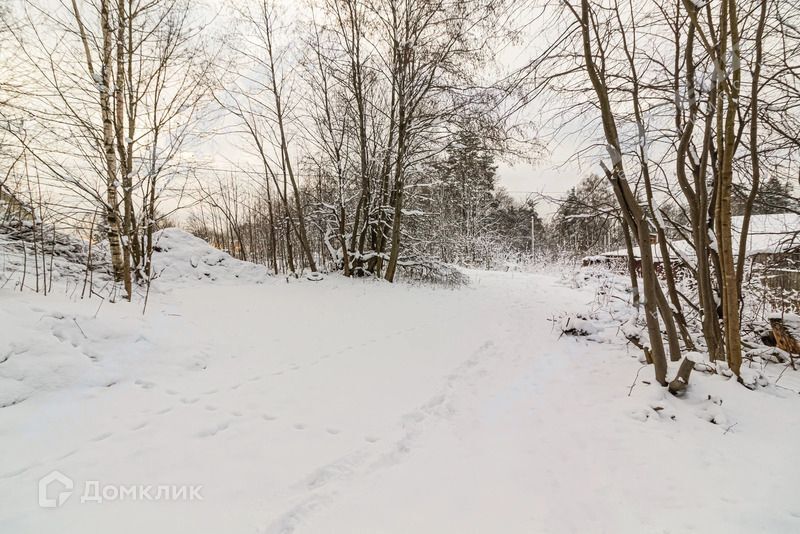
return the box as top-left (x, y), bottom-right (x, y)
top-left (196, 421), bottom-right (230, 438)
top-left (134, 379), bottom-right (156, 390)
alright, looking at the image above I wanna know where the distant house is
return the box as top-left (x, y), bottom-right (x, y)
top-left (583, 213), bottom-right (799, 272)
top-left (0, 184), bottom-right (35, 223)
top-left (743, 214), bottom-right (800, 304)
top-left (739, 212), bottom-right (799, 262)
top-left (582, 233), bottom-right (695, 272)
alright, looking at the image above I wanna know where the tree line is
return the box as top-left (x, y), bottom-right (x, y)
top-left (2, 0), bottom-right (799, 389)
top-left (1, 0), bottom-right (543, 297)
top-left (520, 0), bottom-right (800, 386)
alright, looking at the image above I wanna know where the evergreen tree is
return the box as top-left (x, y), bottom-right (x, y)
top-left (733, 177), bottom-right (796, 215)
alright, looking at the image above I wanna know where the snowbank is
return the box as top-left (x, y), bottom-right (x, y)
top-left (149, 228), bottom-right (272, 288)
top-left (0, 220), bottom-right (111, 293)
top-left (0, 228), bottom-right (275, 408)
top-left (0, 292), bottom-right (146, 408)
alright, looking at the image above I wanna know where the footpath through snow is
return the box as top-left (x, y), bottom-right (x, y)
top-left (1, 233), bottom-right (799, 533)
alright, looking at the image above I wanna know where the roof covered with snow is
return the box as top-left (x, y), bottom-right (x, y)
top-left (597, 213), bottom-right (798, 262)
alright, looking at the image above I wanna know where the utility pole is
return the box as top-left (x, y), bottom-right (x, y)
top-left (531, 215), bottom-right (536, 260)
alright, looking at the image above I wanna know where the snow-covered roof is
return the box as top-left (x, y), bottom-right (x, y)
top-left (601, 240), bottom-right (695, 263)
top-left (597, 213), bottom-right (798, 263)
top-left (737, 213), bottom-right (799, 255)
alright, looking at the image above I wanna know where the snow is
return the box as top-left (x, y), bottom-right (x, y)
top-left (560, 314), bottom-right (598, 336)
top-left (598, 239), bottom-right (695, 263)
top-left (768, 311), bottom-right (800, 328)
top-left (2, 240), bottom-right (800, 532)
top-left (149, 228), bottom-right (273, 287)
top-left (597, 213), bottom-right (799, 262)
top-left (399, 209), bottom-right (425, 216)
top-left (739, 213), bottom-right (800, 255)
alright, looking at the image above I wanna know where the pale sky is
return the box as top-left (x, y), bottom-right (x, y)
top-left (203, 0), bottom-right (587, 216)
top-left (4, 0), bottom-right (587, 218)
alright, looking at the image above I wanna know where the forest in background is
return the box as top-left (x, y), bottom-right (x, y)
top-left (1, 0), bottom-right (800, 387)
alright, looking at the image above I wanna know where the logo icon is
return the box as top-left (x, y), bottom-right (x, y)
top-left (38, 471), bottom-right (73, 508)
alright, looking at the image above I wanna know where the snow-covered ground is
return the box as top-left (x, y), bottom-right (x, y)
top-left (2, 232), bottom-right (800, 533)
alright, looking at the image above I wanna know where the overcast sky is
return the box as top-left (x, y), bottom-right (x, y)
top-left (205, 0), bottom-right (588, 215)
top-left (6, 0), bottom-right (587, 217)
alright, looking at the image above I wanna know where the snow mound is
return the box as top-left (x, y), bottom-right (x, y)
top-left (560, 314), bottom-right (599, 336)
top-left (0, 220), bottom-right (111, 292)
top-left (0, 294), bottom-right (129, 408)
top-left (150, 228), bottom-right (272, 287)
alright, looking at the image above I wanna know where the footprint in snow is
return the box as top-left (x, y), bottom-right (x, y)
top-left (92, 432), bottom-right (112, 442)
top-left (180, 397), bottom-right (199, 404)
top-left (197, 421), bottom-right (230, 438)
top-left (325, 428), bottom-right (341, 435)
top-left (205, 405), bottom-right (218, 412)
top-left (402, 411), bottom-right (425, 424)
top-left (262, 414), bottom-right (277, 421)
top-left (364, 435), bottom-right (380, 443)
top-left (293, 424), bottom-right (307, 430)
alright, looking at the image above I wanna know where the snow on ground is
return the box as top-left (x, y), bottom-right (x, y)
top-left (2, 232), bottom-right (800, 533)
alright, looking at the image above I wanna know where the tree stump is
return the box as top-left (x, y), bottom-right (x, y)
top-left (668, 356), bottom-right (695, 396)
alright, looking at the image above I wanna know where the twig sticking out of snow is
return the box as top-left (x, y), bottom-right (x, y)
top-left (628, 365), bottom-right (649, 397)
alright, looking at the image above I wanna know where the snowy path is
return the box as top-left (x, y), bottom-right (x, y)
top-left (2, 270), bottom-right (799, 533)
